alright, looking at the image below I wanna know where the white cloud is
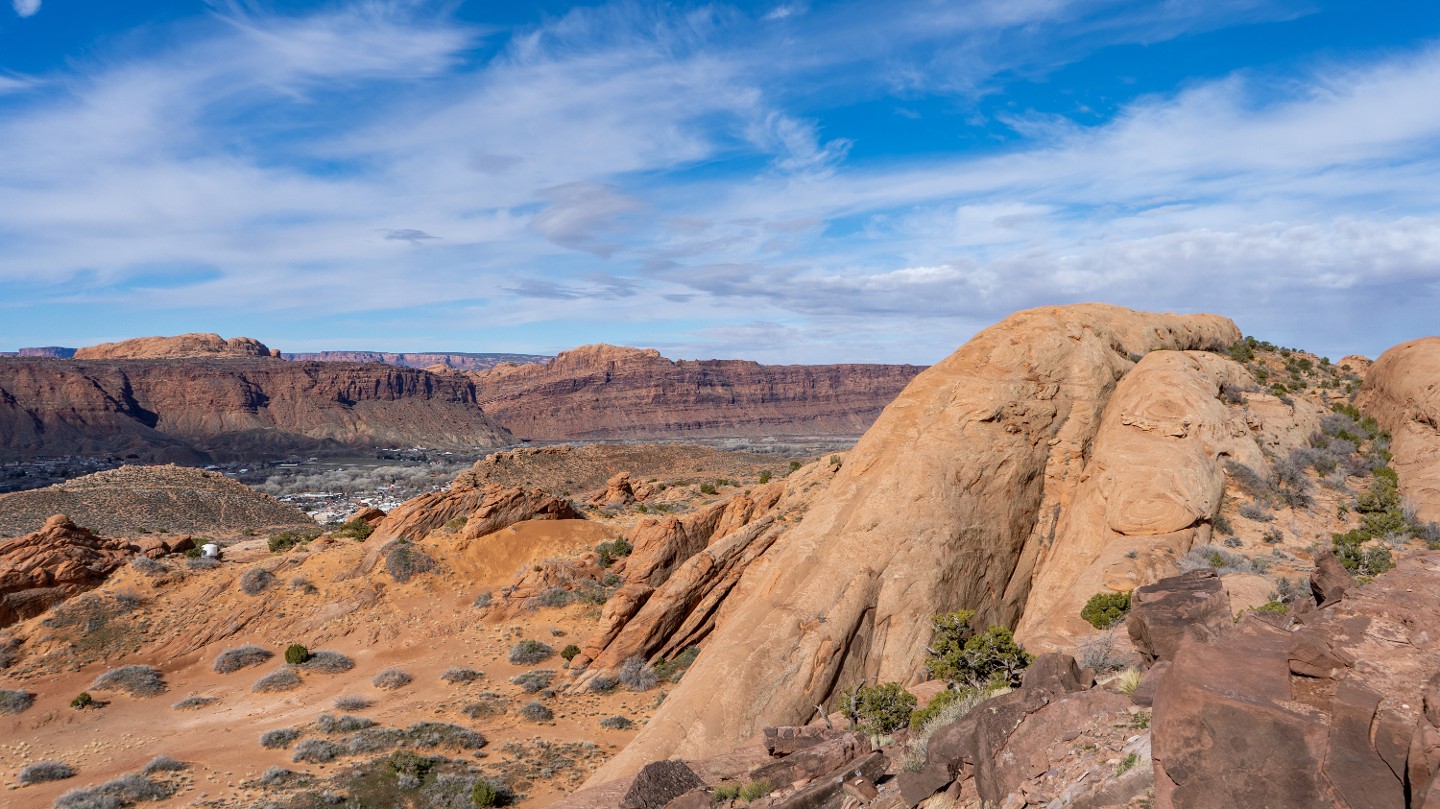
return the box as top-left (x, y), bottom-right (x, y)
top-left (12, 0), bottom-right (39, 18)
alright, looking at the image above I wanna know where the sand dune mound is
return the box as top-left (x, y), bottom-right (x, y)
top-left (0, 465), bottom-right (315, 537)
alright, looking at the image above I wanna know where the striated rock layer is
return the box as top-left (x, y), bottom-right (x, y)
top-left (468, 343), bottom-right (925, 440)
top-left (0, 515), bottom-right (135, 627)
top-left (283, 350), bottom-right (550, 372)
top-left (0, 357), bottom-right (514, 462)
top-left (590, 304), bottom-right (1241, 779)
top-left (1356, 336), bottom-right (1440, 523)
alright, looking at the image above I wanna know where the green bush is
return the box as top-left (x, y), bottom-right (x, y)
top-left (924, 612), bottom-right (1033, 689)
top-left (1080, 591), bottom-right (1131, 630)
top-left (1333, 531), bottom-right (1395, 577)
top-left (1254, 601), bottom-right (1289, 616)
top-left (268, 529), bottom-right (320, 553)
top-left (739, 780), bottom-right (774, 801)
top-left (444, 515), bottom-right (468, 532)
top-left (333, 518), bottom-right (374, 541)
top-left (560, 644), bottom-right (581, 662)
top-left (595, 538), bottom-right (633, 568)
top-left (70, 692), bottom-right (94, 709)
top-left (699, 483), bottom-right (717, 495)
top-left (845, 681), bottom-right (915, 736)
top-left (284, 644), bottom-right (311, 665)
top-left (471, 780), bottom-right (499, 807)
top-left (759, 471), bottom-right (772, 484)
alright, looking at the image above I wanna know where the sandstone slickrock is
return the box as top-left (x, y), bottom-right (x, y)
top-left (468, 343), bottom-right (925, 440)
top-left (0, 515), bottom-right (134, 626)
top-left (74, 333), bottom-right (278, 360)
top-left (1124, 569), bottom-right (1233, 664)
top-left (1013, 350), bottom-right (1271, 651)
top-left (0, 464), bottom-right (314, 537)
top-left (1152, 550), bottom-right (1440, 809)
top-left (1356, 337), bottom-right (1440, 522)
top-left (0, 356), bottom-right (513, 461)
top-left (589, 304), bottom-right (1240, 779)
top-left (367, 478), bottom-right (581, 548)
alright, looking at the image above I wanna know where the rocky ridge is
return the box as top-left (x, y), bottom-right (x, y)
top-left (283, 350), bottom-right (551, 371)
top-left (73, 333), bottom-right (279, 360)
top-left (467, 344), bottom-right (925, 440)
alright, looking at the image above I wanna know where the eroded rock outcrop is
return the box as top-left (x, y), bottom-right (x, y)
top-left (469, 343), bottom-right (925, 440)
top-left (0, 515), bottom-right (134, 626)
top-left (368, 477), bottom-right (581, 548)
top-left (74, 333), bottom-right (277, 360)
top-left (1356, 337), bottom-right (1440, 522)
top-left (1152, 551), bottom-right (1440, 809)
top-left (591, 304), bottom-right (1241, 779)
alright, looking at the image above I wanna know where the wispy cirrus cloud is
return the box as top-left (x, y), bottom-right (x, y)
top-left (0, 0), bottom-right (1437, 363)
top-left (11, 0), bottom-right (39, 19)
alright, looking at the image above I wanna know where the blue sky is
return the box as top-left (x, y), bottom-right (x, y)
top-left (2, 1), bottom-right (1439, 363)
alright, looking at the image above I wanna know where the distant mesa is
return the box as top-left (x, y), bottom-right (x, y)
top-left (73, 332), bottom-right (279, 360)
top-left (281, 350), bottom-right (551, 372)
top-left (17, 346), bottom-right (77, 358)
top-left (467, 343), bottom-right (927, 440)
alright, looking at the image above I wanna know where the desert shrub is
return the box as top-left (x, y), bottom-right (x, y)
top-left (290, 576), bottom-right (318, 593)
top-left (1238, 502), bottom-right (1274, 522)
top-left (373, 668), bottom-right (413, 690)
top-left (301, 650), bottom-right (354, 673)
top-left (462, 693), bottom-right (509, 718)
top-left (268, 528), bottom-right (320, 553)
top-left (1272, 576), bottom-right (1311, 604)
top-left (759, 470), bottom-right (772, 484)
top-left (186, 556), bottom-right (221, 570)
top-left (618, 656), bottom-right (659, 691)
top-left (239, 567), bottom-right (275, 595)
top-left (587, 675), bottom-right (619, 693)
top-left (925, 612), bottom-right (1033, 689)
top-left (315, 713), bottom-right (375, 733)
top-left (401, 721), bottom-right (487, 750)
top-left (1079, 591), bottom-right (1131, 630)
top-left (441, 667), bottom-right (483, 684)
top-left (471, 779), bottom-right (501, 807)
top-left (1272, 457), bottom-right (1312, 508)
top-left (54, 773), bottom-right (175, 808)
top-left (1211, 510), bottom-right (1234, 536)
top-left (384, 540), bottom-right (437, 583)
top-left (1263, 527), bottom-right (1284, 545)
top-left (699, 483), bottom-right (717, 495)
top-left (714, 784), bottom-right (741, 801)
top-left (738, 779), bottom-right (774, 801)
top-left (130, 556), bottom-right (167, 576)
top-left (595, 538), bottom-right (633, 567)
top-left (214, 644), bottom-right (273, 673)
top-left (18, 760), bottom-right (75, 784)
top-left (1225, 461), bottom-right (1271, 500)
top-left (519, 701), bottom-right (554, 722)
top-left (559, 645), bottom-right (581, 663)
top-left (472, 591), bottom-right (494, 608)
top-left (1333, 530), bottom-right (1396, 577)
top-left (172, 695), bottom-right (219, 711)
top-left (1222, 536), bottom-right (1242, 548)
top-left (1077, 630), bottom-right (1127, 672)
top-left (253, 667), bottom-right (303, 693)
top-left (508, 639), bottom-right (555, 665)
top-left (92, 665), bottom-right (167, 697)
top-left (844, 681), bottom-right (916, 736)
top-left (654, 645), bottom-right (700, 681)
top-left (599, 715), bottom-right (633, 730)
top-left (1180, 545), bottom-right (1271, 575)
top-left (292, 738), bottom-right (346, 764)
top-left (332, 518), bottom-right (374, 541)
top-left (334, 694), bottom-right (372, 712)
top-left (443, 515), bottom-right (468, 532)
top-left (141, 755), bottom-right (185, 775)
top-left (0, 636), bottom-right (18, 669)
top-left (1255, 601), bottom-right (1289, 616)
top-left (511, 670), bottom-right (555, 694)
top-left (284, 643), bottom-right (311, 664)
top-left (258, 766), bottom-right (302, 788)
top-left (535, 587), bottom-right (575, 608)
top-left (261, 728), bottom-right (301, 749)
top-left (70, 692), bottom-right (94, 709)
top-left (0, 688), bottom-right (35, 714)
top-left (1116, 752), bottom-right (1140, 776)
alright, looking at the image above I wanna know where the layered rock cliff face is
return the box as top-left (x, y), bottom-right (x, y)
top-left (1356, 337), bottom-right (1440, 523)
top-left (283, 351), bottom-right (550, 371)
top-left (468, 344), bottom-right (925, 440)
top-left (591, 304), bottom-right (1243, 778)
top-left (74, 333), bottom-right (278, 360)
top-left (0, 357), bottom-right (513, 462)
top-left (0, 515), bottom-right (135, 627)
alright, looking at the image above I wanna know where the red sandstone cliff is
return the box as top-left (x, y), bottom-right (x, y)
top-left (468, 344), bottom-right (926, 440)
top-left (0, 357), bottom-right (513, 462)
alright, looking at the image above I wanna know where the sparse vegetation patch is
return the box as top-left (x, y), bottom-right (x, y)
top-left (214, 644), bottom-right (273, 673)
top-left (91, 665), bottom-right (167, 697)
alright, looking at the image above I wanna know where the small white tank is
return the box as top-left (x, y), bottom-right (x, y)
top-left (201, 543), bottom-right (221, 559)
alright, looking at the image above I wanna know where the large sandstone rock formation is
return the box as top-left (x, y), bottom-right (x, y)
top-left (590, 304), bottom-right (1241, 779)
top-left (74, 333), bottom-right (278, 360)
top-left (0, 515), bottom-right (134, 626)
top-left (368, 476), bottom-right (582, 548)
top-left (0, 357), bottom-right (514, 462)
top-left (1152, 550), bottom-right (1440, 809)
top-left (1356, 337), bottom-right (1440, 522)
top-left (0, 465), bottom-right (314, 537)
top-left (468, 343), bottom-right (925, 440)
